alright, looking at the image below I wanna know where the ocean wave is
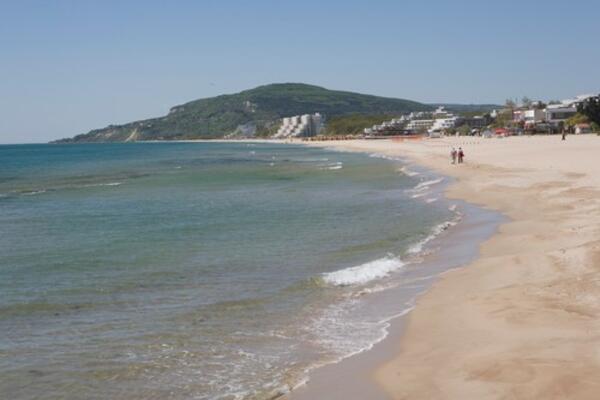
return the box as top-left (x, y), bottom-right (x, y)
top-left (21, 189), bottom-right (47, 196)
top-left (411, 177), bottom-right (444, 192)
top-left (10, 182), bottom-right (123, 197)
top-left (407, 217), bottom-right (461, 255)
top-left (307, 301), bottom-right (415, 368)
top-left (319, 161), bottom-right (343, 171)
top-left (81, 182), bottom-right (123, 188)
top-left (321, 256), bottom-right (405, 286)
top-left (398, 166), bottom-right (419, 177)
top-left (369, 153), bottom-right (403, 162)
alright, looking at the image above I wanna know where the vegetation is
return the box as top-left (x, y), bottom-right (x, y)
top-left (565, 113), bottom-right (590, 127)
top-left (492, 110), bottom-right (512, 128)
top-left (323, 114), bottom-right (393, 136)
top-left (55, 83), bottom-right (432, 142)
top-left (577, 95), bottom-right (600, 127)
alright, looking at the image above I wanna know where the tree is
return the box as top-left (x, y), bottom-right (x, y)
top-left (577, 95), bottom-right (600, 126)
top-left (521, 96), bottom-right (532, 108)
top-left (565, 113), bottom-right (589, 127)
top-left (505, 99), bottom-right (516, 110)
top-left (458, 124), bottom-right (471, 136)
top-left (492, 111), bottom-right (512, 128)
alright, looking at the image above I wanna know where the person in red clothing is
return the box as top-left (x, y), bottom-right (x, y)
top-left (458, 147), bottom-right (465, 163)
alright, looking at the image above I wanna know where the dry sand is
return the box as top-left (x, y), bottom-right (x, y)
top-left (304, 134), bottom-right (600, 399)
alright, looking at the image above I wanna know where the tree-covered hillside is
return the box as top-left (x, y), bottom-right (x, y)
top-left (56, 83), bottom-right (432, 142)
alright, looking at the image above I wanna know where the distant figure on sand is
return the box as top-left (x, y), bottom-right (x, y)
top-left (451, 147), bottom-right (457, 164)
top-left (562, 132), bottom-right (566, 141)
top-left (458, 147), bottom-right (465, 164)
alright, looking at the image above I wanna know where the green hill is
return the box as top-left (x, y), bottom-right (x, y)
top-left (55, 83), bottom-right (433, 142)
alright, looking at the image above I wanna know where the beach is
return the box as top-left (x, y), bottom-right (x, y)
top-left (297, 134), bottom-right (600, 399)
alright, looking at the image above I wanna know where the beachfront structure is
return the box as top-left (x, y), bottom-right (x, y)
top-left (510, 93), bottom-right (596, 131)
top-left (462, 116), bottom-right (489, 129)
top-left (545, 106), bottom-right (577, 126)
top-left (514, 109), bottom-right (546, 123)
top-left (433, 106), bottom-right (453, 119)
top-left (575, 123), bottom-right (592, 134)
top-left (363, 105), bottom-right (496, 137)
top-left (405, 119), bottom-right (435, 132)
top-left (364, 117), bottom-right (407, 136)
top-left (275, 113), bottom-right (323, 138)
top-left (429, 116), bottom-right (460, 133)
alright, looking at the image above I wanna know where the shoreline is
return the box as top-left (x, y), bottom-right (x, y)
top-left (283, 139), bottom-right (505, 400)
top-left (287, 193), bottom-right (503, 400)
top-left (295, 135), bottom-right (600, 399)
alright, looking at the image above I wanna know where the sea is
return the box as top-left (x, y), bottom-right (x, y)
top-left (1, 142), bottom-right (464, 400)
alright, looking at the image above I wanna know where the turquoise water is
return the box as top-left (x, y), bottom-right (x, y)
top-left (0, 142), bottom-right (453, 399)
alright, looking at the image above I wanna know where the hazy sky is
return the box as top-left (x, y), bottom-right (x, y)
top-left (1, 0), bottom-right (598, 143)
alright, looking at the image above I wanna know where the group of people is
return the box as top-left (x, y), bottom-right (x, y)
top-left (450, 147), bottom-right (465, 164)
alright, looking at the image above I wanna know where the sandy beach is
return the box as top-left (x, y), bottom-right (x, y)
top-left (298, 134), bottom-right (600, 399)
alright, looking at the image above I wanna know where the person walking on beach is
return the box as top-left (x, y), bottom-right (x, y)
top-left (450, 147), bottom-right (457, 164)
top-left (458, 147), bottom-right (464, 164)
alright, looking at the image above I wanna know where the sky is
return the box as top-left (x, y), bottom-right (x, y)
top-left (0, 0), bottom-right (598, 144)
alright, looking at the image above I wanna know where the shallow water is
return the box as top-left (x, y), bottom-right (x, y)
top-left (0, 142), bottom-right (453, 400)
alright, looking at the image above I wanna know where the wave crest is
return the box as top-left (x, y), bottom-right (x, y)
top-left (321, 256), bottom-right (405, 286)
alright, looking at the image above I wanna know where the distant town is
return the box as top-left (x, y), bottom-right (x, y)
top-left (273, 93), bottom-right (600, 140)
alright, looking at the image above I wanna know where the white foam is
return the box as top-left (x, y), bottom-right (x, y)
top-left (321, 256), bottom-right (405, 286)
top-left (82, 182), bottom-right (122, 188)
top-left (398, 166), bottom-right (419, 177)
top-left (369, 153), bottom-right (402, 162)
top-left (22, 190), bottom-right (46, 196)
top-left (319, 161), bottom-right (343, 170)
top-left (412, 177), bottom-right (444, 192)
top-left (425, 198), bottom-right (438, 203)
top-left (407, 218), bottom-right (460, 255)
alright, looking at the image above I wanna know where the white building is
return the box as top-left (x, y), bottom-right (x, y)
top-left (406, 119), bottom-right (435, 132)
top-left (429, 116), bottom-right (460, 133)
top-left (275, 113), bottom-right (323, 138)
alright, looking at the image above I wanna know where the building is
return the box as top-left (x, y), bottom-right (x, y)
top-left (462, 116), bottom-right (489, 129)
top-left (575, 123), bottom-right (592, 134)
top-left (275, 113), bottom-right (323, 138)
top-left (514, 108), bottom-right (546, 123)
top-left (429, 116), bottom-right (460, 133)
top-left (405, 119), bottom-right (435, 132)
top-left (545, 106), bottom-right (577, 126)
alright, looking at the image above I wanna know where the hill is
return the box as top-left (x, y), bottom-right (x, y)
top-left (56, 83), bottom-right (433, 142)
